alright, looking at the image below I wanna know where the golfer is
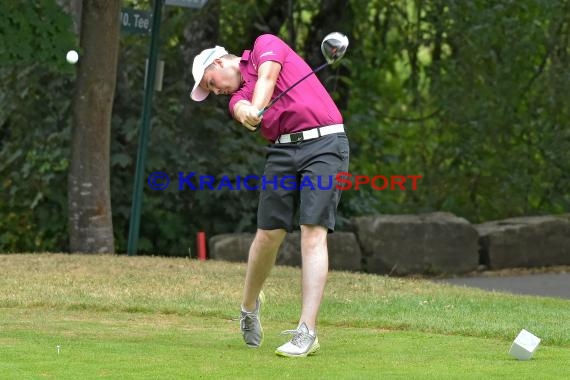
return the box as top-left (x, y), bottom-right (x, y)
top-left (190, 34), bottom-right (349, 357)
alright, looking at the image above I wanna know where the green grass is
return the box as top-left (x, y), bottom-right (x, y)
top-left (1, 253), bottom-right (569, 379)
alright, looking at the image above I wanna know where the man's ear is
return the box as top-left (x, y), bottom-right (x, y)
top-left (213, 58), bottom-right (224, 68)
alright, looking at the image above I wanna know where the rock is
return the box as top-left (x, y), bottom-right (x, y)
top-left (475, 216), bottom-right (570, 269)
top-left (353, 212), bottom-right (479, 275)
top-left (208, 233), bottom-right (253, 262)
top-left (328, 232), bottom-right (362, 271)
top-left (276, 232), bottom-right (302, 267)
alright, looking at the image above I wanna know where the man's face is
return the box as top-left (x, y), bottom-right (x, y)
top-left (200, 59), bottom-right (241, 96)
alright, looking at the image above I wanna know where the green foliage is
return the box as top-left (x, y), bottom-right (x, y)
top-left (0, 2), bottom-right (76, 71)
top-left (1, 0), bottom-right (569, 254)
top-left (0, 65), bottom-right (72, 251)
top-left (345, 0), bottom-right (570, 222)
top-left (0, 1), bottom-right (75, 252)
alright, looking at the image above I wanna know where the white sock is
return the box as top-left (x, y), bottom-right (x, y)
top-left (241, 305), bottom-right (254, 313)
top-left (241, 298), bottom-right (259, 314)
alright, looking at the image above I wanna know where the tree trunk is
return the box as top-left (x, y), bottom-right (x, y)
top-left (68, 0), bottom-right (120, 253)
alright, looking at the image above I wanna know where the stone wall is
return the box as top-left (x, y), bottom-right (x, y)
top-left (352, 212), bottom-right (479, 275)
top-left (207, 213), bottom-right (570, 275)
top-left (476, 216), bottom-right (570, 269)
top-left (209, 231), bottom-right (361, 271)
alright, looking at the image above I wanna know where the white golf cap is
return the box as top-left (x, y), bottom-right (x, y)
top-left (190, 45), bottom-right (228, 101)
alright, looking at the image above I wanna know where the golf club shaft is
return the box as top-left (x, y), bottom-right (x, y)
top-left (257, 62), bottom-right (330, 117)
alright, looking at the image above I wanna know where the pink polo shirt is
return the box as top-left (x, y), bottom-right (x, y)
top-left (229, 34), bottom-right (343, 142)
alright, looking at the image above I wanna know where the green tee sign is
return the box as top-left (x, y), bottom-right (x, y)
top-left (120, 8), bottom-right (151, 35)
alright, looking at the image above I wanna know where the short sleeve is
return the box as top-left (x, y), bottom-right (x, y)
top-left (251, 34), bottom-right (286, 68)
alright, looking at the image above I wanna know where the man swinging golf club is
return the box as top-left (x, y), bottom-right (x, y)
top-left (190, 33), bottom-right (349, 357)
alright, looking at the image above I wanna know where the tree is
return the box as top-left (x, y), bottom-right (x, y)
top-left (68, 0), bottom-right (120, 253)
top-left (2, 0), bottom-right (569, 255)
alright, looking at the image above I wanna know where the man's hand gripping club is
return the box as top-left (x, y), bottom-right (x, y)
top-left (233, 100), bottom-right (263, 131)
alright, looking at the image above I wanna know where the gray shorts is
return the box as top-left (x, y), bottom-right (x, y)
top-left (257, 133), bottom-right (350, 232)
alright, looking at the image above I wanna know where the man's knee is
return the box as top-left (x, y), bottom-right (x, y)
top-left (254, 228), bottom-right (287, 250)
top-left (300, 225), bottom-right (327, 251)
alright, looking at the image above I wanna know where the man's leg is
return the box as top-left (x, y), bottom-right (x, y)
top-left (274, 224), bottom-right (326, 357)
top-left (298, 224), bottom-right (328, 331)
top-left (294, 133), bottom-right (348, 330)
top-left (240, 228), bottom-right (286, 348)
top-left (241, 228), bottom-right (286, 311)
top-left (276, 133), bottom-right (348, 357)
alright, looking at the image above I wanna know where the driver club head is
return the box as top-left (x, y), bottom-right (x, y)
top-left (321, 32), bottom-right (349, 64)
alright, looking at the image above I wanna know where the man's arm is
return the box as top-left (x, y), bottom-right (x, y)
top-left (233, 60), bottom-right (281, 130)
top-left (252, 60), bottom-right (281, 111)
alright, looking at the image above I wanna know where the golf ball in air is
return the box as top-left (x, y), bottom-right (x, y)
top-left (66, 50), bottom-right (79, 64)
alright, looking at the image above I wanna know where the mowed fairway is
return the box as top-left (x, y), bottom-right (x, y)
top-left (1, 254), bottom-right (569, 379)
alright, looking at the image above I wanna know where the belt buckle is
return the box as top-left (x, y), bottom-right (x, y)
top-left (290, 132), bottom-right (304, 143)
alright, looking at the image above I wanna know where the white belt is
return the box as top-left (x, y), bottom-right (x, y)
top-left (276, 124), bottom-right (344, 144)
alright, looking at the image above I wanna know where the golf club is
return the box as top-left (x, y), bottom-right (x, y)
top-left (251, 32), bottom-right (349, 130)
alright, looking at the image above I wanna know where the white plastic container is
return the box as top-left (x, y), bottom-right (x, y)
top-left (509, 329), bottom-right (541, 360)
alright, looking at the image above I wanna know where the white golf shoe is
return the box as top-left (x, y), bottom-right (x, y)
top-left (275, 322), bottom-right (320, 357)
